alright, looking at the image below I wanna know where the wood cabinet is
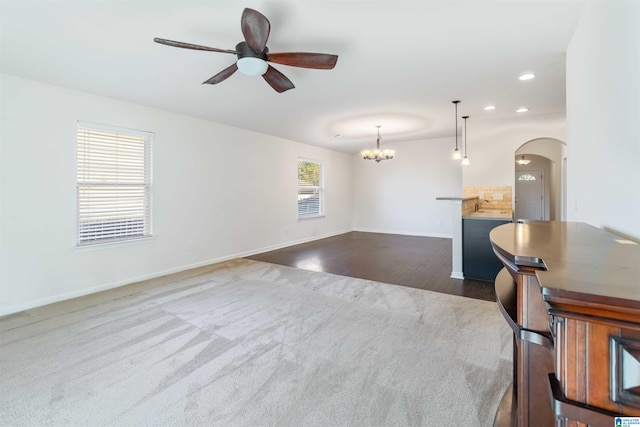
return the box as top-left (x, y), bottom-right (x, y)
top-left (494, 267), bottom-right (555, 426)
top-left (490, 221), bottom-right (640, 427)
top-left (547, 290), bottom-right (640, 425)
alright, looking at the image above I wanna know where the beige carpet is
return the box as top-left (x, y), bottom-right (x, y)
top-left (0, 259), bottom-right (512, 426)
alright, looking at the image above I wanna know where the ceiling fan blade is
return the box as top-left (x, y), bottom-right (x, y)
top-left (267, 52), bottom-right (338, 69)
top-left (154, 38), bottom-right (238, 54)
top-left (241, 8), bottom-right (270, 53)
top-left (262, 65), bottom-right (295, 93)
top-left (202, 63), bottom-right (238, 85)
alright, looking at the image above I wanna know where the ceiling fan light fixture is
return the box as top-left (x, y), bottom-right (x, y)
top-left (154, 8), bottom-right (337, 92)
top-left (237, 57), bottom-right (268, 76)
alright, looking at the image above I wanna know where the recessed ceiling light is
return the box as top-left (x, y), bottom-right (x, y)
top-left (516, 107), bottom-right (529, 113)
top-left (519, 73), bottom-right (536, 81)
top-left (484, 105), bottom-right (496, 111)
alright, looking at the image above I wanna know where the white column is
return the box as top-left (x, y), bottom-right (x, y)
top-left (450, 200), bottom-right (464, 279)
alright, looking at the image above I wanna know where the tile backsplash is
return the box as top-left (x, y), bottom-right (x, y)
top-left (463, 186), bottom-right (513, 213)
top-left (461, 198), bottom-right (478, 216)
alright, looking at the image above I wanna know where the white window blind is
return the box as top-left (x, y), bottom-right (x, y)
top-left (76, 121), bottom-right (153, 245)
top-left (297, 159), bottom-right (324, 219)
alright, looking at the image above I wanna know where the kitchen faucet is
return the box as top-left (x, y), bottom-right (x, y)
top-left (475, 199), bottom-right (491, 211)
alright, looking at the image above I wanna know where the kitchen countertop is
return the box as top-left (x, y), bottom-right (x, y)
top-left (463, 210), bottom-right (513, 220)
top-left (436, 196), bottom-right (478, 201)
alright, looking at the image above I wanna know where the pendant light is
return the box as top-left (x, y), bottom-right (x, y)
top-left (451, 100), bottom-right (462, 160)
top-left (516, 155), bottom-right (531, 165)
top-left (461, 115), bottom-right (470, 166)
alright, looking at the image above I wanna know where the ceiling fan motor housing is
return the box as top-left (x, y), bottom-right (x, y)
top-left (235, 41), bottom-right (267, 60)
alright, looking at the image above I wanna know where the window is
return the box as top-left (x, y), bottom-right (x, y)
top-left (518, 173), bottom-right (537, 181)
top-left (297, 159), bottom-right (323, 219)
top-left (76, 121), bottom-right (153, 245)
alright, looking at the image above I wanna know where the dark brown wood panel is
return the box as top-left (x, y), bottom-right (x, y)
top-left (587, 322), bottom-right (619, 413)
top-left (490, 221), bottom-right (640, 426)
top-left (246, 232), bottom-right (496, 301)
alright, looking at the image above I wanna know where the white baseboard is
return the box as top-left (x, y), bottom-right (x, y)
top-left (239, 229), bottom-right (352, 258)
top-left (0, 229), bottom-right (353, 317)
top-left (352, 228), bottom-right (452, 239)
top-left (450, 272), bottom-right (465, 280)
top-left (0, 228), bottom-right (456, 317)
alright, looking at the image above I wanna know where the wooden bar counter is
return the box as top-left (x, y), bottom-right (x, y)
top-left (489, 221), bottom-right (640, 427)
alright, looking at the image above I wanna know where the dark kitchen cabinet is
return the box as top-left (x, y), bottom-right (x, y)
top-left (463, 218), bottom-right (511, 281)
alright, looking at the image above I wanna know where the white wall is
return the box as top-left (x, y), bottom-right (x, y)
top-left (461, 114), bottom-right (566, 190)
top-left (352, 137), bottom-right (461, 238)
top-left (0, 74), bottom-right (353, 315)
top-left (566, 1), bottom-right (640, 240)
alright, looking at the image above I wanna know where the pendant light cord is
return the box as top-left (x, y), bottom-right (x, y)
top-left (462, 115), bottom-right (469, 155)
top-left (452, 100), bottom-right (460, 150)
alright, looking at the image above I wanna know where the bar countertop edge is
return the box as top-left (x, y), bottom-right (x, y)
top-left (489, 221), bottom-right (640, 307)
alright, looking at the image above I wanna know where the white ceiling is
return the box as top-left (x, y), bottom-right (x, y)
top-left (0, 1), bottom-right (585, 153)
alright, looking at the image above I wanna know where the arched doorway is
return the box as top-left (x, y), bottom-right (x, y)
top-left (514, 138), bottom-right (566, 221)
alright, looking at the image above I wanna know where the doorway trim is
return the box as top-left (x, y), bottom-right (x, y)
top-left (514, 138), bottom-right (566, 221)
top-left (515, 169), bottom-right (544, 220)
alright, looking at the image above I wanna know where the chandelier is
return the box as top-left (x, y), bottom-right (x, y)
top-left (361, 125), bottom-right (395, 163)
top-left (516, 155), bottom-right (531, 165)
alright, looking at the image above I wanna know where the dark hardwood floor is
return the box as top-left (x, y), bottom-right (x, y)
top-left (246, 232), bottom-right (496, 302)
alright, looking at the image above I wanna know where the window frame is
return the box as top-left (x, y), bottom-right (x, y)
top-left (76, 121), bottom-right (153, 247)
top-left (297, 158), bottom-right (324, 220)
top-left (518, 173), bottom-right (537, 181)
